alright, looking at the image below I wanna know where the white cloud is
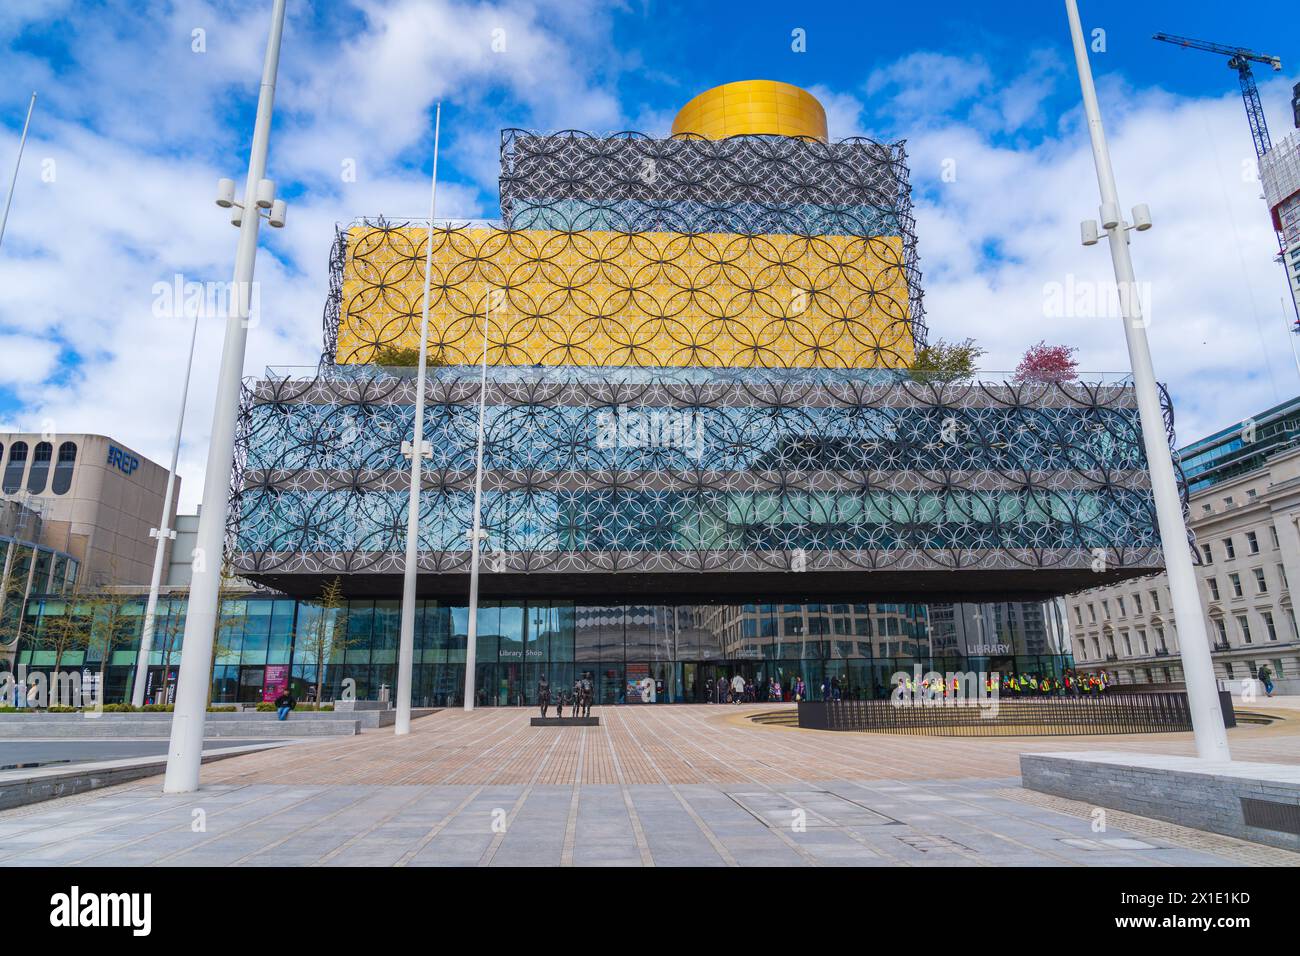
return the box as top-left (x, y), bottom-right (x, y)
top-left (0, 0), bottom-right (633, 512)
top-left (2, 6), bottom-right (1296, 521)
top-left (0, 334), bottom-right (60, 390)
top-left (851, 57), bottom-right (1300, 442)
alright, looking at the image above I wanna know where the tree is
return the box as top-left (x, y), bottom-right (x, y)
top-left (0, 553), bottom-right (29, 668)
top-left (208, 562), bottom-right (249, 705)
top-left (371, 343), bottom-right (449, 367)
top-left (908, 337), bottom-right (985, 381)
top-left (39, 590), bottom-right (92, 680)
top-left (149, 588), bottom-right (190, 705)
top-left (293, 576), bottom-right (357, 707)
top-left (1014, 341), bottom-right (1079, 384)
top-left (79, 591), bottom-right (139, 704)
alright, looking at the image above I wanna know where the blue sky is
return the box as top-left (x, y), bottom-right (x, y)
top-left (0, 0), bottom-right (1298, 509)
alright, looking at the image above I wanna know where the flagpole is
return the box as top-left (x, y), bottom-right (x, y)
top-left (395, 103), bottom-right (441, 735)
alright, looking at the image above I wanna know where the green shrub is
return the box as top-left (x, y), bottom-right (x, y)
top-left (908, 337), bottom-right (984, 381)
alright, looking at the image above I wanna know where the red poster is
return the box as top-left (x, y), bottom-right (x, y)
top-left (262, 665), bottom-right (290, 702)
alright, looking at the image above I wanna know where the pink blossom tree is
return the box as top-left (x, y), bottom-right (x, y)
top-left (1014, 341), bottom-right (1079, 383)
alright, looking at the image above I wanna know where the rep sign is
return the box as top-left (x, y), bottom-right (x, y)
top-left (107, 445), bottom-right (140, 476)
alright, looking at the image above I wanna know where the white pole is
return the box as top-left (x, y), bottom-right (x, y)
top-left (130, 309), bottom-right (200, 707)
top-left (462, 296), bottom-right (492, 711)
top-left (395, 104), bottom-right (442, 736)
top-left (164, 0), bottom-right (287, 792)
top-left (1065, 0), bottom-right (1229, 760)
top-left (0, 92), bottom-right (37, 253)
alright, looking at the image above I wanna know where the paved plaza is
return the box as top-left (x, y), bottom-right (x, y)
top-left (3, 705), bottom-right (1298, 866)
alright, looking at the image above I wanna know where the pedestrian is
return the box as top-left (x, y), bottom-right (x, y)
top-left (770, 677), bottom-right (782, 702)
top-left (275, 686), bottom-right (296, 721)
top-left (731, 672), bottom-right (745, 704)
top-left (1258, 664), bottom-right (1275, 697)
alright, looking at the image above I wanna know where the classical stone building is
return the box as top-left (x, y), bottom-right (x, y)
top-left (1067, 415), bottom-right (1300, 695)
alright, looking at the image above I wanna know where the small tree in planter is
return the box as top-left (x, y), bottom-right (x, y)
top-left (79, 591), bottom-right (139, 706)
top-left (208, 563), bottom-right (249, 706)
top-left (908, 337), bottom-right (985, 382)
top-left (370, 343), bottom-right (450, 368)
top-left (1014, 341), bottom-right (1079, 384)
top-left (294, 576), bottom-right (357, 708)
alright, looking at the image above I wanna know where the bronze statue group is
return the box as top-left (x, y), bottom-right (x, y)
top-left (537, 674), bottom-right (593, 718)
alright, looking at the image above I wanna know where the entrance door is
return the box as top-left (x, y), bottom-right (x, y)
top-left (238, 667), bottom-right (264, 704)
top-left (499, 663), bottom-right (526, 706)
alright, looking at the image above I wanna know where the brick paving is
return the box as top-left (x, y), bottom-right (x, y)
top-left (195, 703), bottom-right (1300, 787)
top-left (2, 705), bottom-right (1296, 867)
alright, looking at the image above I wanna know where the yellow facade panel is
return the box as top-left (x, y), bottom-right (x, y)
top-left (337, 226), bottom-right (914, 369)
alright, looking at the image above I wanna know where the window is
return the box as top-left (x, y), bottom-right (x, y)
top-left (1154, 625), bottom-right (1166, 651)
top-left (1150, 590), bottom-right (1160, 611)
top-left (1102, 600), bottom-right (1110, 619)
top-left (1224, 538), bottom-right (1236, 560)
top-left (1290, 610), bottom-right (1300, 640)
top-left (1074, 606), bottom-right (1083, 626)
top-left (1122, 631), bottom-right (1132, 655)
top-left (1262, 611), bottom-right (1278, 642)
top-left (1137, 628), bottom-right (1149, 654)
top-left (1224, 661), bottom-right (1234, 679)
top-left (51, 441), bottom-right (76, 495)
top-left (1207, 577), bottom-right (1220, 601)
top-left (26, 441), bottom-right (51, 494)
top-left (1133, 593), bottom-right (1143, 615)
top-left (1247, 489), bottom-right (1258, 501)
top-left (1238, 614), bottom-right (1253, 644)
top-left (1214, 618), bottom-right (1229, 645)
top-left (1117, 596), bottom-right (1126, 617)
top-left (1253, 568), bottom-right (1267, 594)
top-left (1202, 504), bottom-right (1213, 514)
top-left (1246, 531), bottom-right (1259, 554)
top-left (1270, 525), bottom-right (1280, 549)
top-left (1088, 604), bottom-right (1097, 624)
top-left (2, 441), bottom-right (27, 493)
top-left (1201, 543), bottom-right (1213, 564)
top-left (1229, 573), bottom-right (1242, 598)
top-left (1223, 496), bottom-right (1234, 507)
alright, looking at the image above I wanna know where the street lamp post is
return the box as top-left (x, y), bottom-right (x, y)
top-left (130, 309), bottom-right (200, 707)
top-left (164, 0), bottom-right (289, 793)
top-left (1065, 0), bottom-right (1229, 760)
top-left (461, 296), bottom-right (492, 711)
top-left (0, 91), bottom-right (36, 254)
top-left (395, 104), bottom-right (442, 736)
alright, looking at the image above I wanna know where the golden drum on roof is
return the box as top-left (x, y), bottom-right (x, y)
top-left (670, 79), bottom-right (828, 141)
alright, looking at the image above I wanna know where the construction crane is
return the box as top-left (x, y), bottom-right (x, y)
top-left (1153, 32), bottom-right (1281, 159)
top-left (1154, 32), bottom-right (1300, 333)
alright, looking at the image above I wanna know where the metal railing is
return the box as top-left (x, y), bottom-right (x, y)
top-left (797, 692), bottom-right (1194, 736)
